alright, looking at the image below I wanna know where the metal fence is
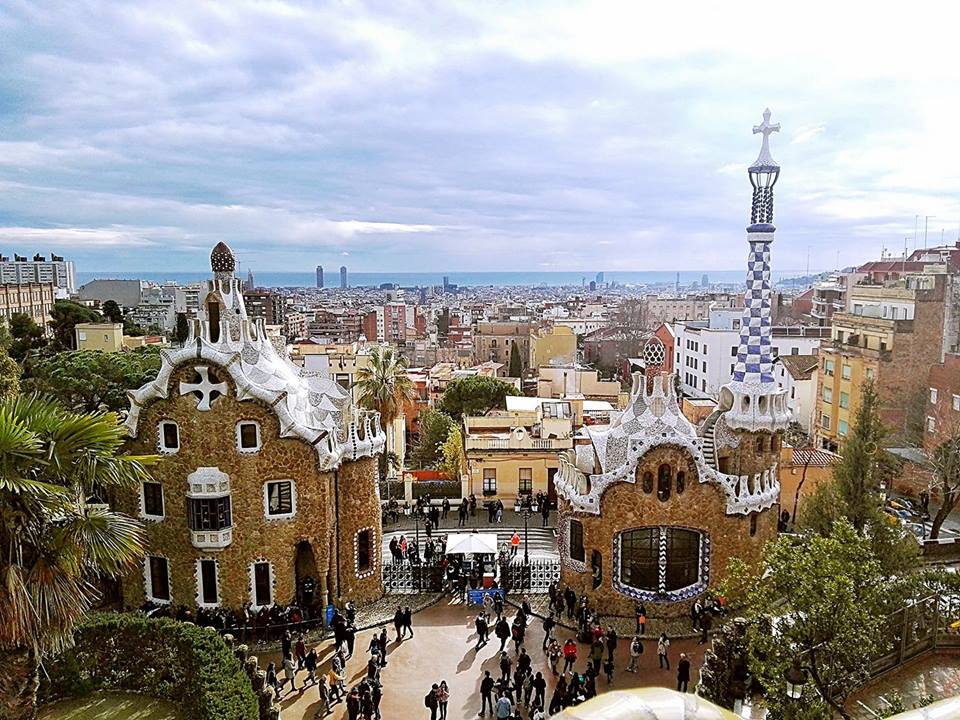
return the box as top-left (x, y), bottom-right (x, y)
top-left (382, 561), bottom-right (446, 594)
top-left (498, 558), bottom-right (560, 594)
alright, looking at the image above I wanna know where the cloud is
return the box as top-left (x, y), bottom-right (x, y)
top-left (0, 1), bottom-right (959, 274)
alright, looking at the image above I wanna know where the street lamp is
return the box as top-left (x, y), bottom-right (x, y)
top-left (414, 509), bottom-right (421, 591)
top-left (784, 660), bottom-right (808, 700)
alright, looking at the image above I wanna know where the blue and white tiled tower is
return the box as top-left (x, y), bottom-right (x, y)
top-left (720, 109), bottom-right (791, 432)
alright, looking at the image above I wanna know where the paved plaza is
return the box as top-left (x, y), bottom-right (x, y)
top-left (266, 597), bottom-right (707, 719)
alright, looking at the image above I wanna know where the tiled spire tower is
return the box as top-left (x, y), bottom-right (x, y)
top-left (720, 109), bottom-right (790, 431)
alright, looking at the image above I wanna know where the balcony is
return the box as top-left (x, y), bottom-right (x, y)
top-left (464, 435), bottom-right (573, 451)
top-left (190, 527), bottom-right (233, 549)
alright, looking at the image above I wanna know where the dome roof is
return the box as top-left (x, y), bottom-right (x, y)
top-left (210, 242), bottom-right (236, 272)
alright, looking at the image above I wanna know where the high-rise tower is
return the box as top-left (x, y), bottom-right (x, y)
top-left (316, 265), bottom-right (324, 288)
top-left (340, 265), bottom-right (348, 289)
top-left (720, 108), bottom-right (790, 431)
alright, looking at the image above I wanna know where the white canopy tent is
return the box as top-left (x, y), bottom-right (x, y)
top-left (444, 533), bottom-right (499, 556)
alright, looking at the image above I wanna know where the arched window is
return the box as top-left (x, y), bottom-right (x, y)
top-left (619, 527), bottom-right (704, 595)
top-left (750, 513), bottom-right (758, 537)
top-left (208, 298), bottom-right (221, 343)
top-left (356, 529), bottom-right (372, 574)
top-left (641, 471), bottom-right (653, 494)
top-left (676, 470), bottom-right (686, 495)
top-left (657, 464), bottom-right (671, 501)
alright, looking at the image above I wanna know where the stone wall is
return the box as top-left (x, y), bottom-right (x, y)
top-left (559, 444), bottom-right (777, 618)
top-left (335, 456), bottom-right (384, 604)
top-left (122, 362), bottom-right (383, 610)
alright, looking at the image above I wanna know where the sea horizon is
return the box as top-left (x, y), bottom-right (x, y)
top-left (77, 268), bottom-right (812, 289)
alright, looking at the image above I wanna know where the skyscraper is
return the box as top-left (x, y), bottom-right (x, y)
top-left (316, 265), bottom-right (324, 288)
top-left (596, 271), bottom-right (604, 285)
top-left (340, 265), bottom-right (348, 289)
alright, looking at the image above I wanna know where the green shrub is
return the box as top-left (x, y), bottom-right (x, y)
top-left (39, 613), bottom-right (258, 720)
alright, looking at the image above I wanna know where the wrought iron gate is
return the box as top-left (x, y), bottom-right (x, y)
top-left (498, 558), bottom-right (560, 593)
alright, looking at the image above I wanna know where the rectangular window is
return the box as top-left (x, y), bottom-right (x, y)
top-left (702, 362), bottom-right (706, 374)
top-left (160, 421), bottom-right (179, 452)
top-left (188, 496), bottom-right (232, 531)
top-left (931, 388), bottom-right (939, 404)
top-left (927, 416), bottom-right (936, 433)
top-left (822, 387), bottom-right (832, 403)
top-left (148, 556), bottom-right (170, 602)
top-left (569, 519), bottom-right (585, 562)
top-left (839, 392), bottom-right (849, 409)
top-left (482, 468), bottom-right (497, 496)
top-left (824, 359), bottom-right (834, 376)
top-left (865, 367), bottom-right (874, 380)
top-left (821, 414), bottom-right (831, 430)
top-left (238, 422), bottom-right (260, 450)
top-left (838, 419), bottom-right (849, 436)
top-left (791, 347), bottom-right (799, 355)
top-left (199, 559), bottom-right (218, 605)
top-left (357, 529), bottom-right (372, 573)
top-left (142, 482), bottom-right (164, 517)
top-left (953, 395), bottom-right (960, 412)
top-left (518, 468), bottom-right (533, 494)
top-left (841, 365), bottom-right (852, 380)
top-left (772, 346), bottom-right (779, 357)
top-left (265, 481), bottom-right (294, 516)
top-left (730, 364), bottom-right (735, 375)
top-left (731, 346), bottom-right (738, 357)
top-left (253, 562), bottom-right (272, 606)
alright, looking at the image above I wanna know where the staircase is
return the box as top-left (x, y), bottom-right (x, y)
top-left (700, 412), bottom-right (719, 469)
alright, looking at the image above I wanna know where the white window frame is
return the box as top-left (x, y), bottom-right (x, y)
top-left (927, 416), bottom-right (936, 433)
top-left (140, 480), bottom-right (165, 521)
top-left (838, 419), bottom-right (849, 437)
top-left (196, 558), bottom-right (220, 607)
top-left (249, 560), bottom-right (274, 609)
top-left (144, 555), bottom-right (171, 604)
top-left (236, 421), bottom-right (262, 453)
top-left (841, 364), bottom-right (852, 380)
top-left (263, 479), bottom-right (297, 520)
top-left (930, 388), bottom-right (939, 404)
top-left (953, 395), bottom-right (960, 412)
top-left (158, 421), bottom-right (180, 454)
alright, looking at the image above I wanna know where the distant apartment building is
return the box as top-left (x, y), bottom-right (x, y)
top-left (536, 366), bottom-right (621, 404)
top-left (284, 311), bottom-right (310, 341)
top-left (78, 279), bottom-right (144, 308)
top-left (75, 322), bottom-right (124, 352)
top-left (644, 293), bottom-right (737, 327)
top-left (774, 354), bottom-right (819, 435)
top-left (673, 308), bottom-right (827, 398)
top-left (529, 325), bottom-right (577, 368)
top-left (309, 307), bottom-right (364, 343)
top-left (810, 276), bottom-right (851, 326)
top-left (0, 253), bottom-right (76, 295)
top-left (243, 289), bottom-right (286, 326)
top-left (473, 321), bottom-right (534, 367)
top-left (925, 353), bottom-right (960, 453)
top-left (582, 326), bottom-right (647, 370)
top-left (553, 316), bottom-right (608, 336)
top-left (816, 273), bottom-right (951, 451)
top-left (0, 282), bottom-right (54, 326)
top-left (362, 302), bottom-right (409, 345)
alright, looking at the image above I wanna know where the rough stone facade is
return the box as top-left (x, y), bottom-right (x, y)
top-left (121, 364), bottom-right (384, 610)
top-left (559, 444), bottom-right (776, 618)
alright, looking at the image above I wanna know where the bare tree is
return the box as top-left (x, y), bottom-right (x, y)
top-left (925, 409), bottom-right (960, 539)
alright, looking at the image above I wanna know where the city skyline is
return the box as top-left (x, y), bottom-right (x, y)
top-left (1, 2), bottom-right (960, 276)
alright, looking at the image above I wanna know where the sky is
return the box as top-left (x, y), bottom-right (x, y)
top-left (1, 1), bottom-right (959, 275)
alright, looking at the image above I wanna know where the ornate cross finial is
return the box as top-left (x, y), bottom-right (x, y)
top-left (179, 365), bottom-right (228, 411)
top-left (751, 108), bottom-right (780, 168)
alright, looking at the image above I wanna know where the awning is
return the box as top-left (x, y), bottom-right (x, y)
top-left (444, 533), bottom-right (499, 555)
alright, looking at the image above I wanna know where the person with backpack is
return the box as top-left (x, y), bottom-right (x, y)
top-left (511, 616), bottom-right (526, 653)
top-left (499, 651), bottom-right (513, 681)
top-left (495, 615), bottom-right (510, 651)
top-left (627, 634), bottom-right (644, 672)
top-left (425, 683), bottom-right (439, 720)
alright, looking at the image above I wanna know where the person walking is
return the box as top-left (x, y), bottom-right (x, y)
top-left (677, 653), bottom-right (691, 693)
top-left (425, 683), bottom-right (440, 720)
top-left (475, 612), bottom-right (489, 650)
top-left (495, 616), bottom-right (510, 652)
top-left (542, 613), bottom-right (556, 651)
top-left (403, 606), bottom-right (414, 638)
top-left (562, 638), bottom-right (578, 673)
top-left (547, 638), bottom-right (561, 675)
top-left (699, 609), bottom-right (712, 645)
top-left (635, 602), bottom-right (647, 635)
top-left (304, 648), bottom-right (319, 685)
top-left (605, 626), bottom-right (618, 662)
top-left (627, 635), bottom-right (643, 672)
top-left (493, 592), bottom-right (504, 618)
top-left (265, 661), bottom-right (281, 698)
top-left (548, 676), bottom-right (567, 715)
top-left (540, 497), bottom-right (550, 527)
top-left (603, 655), bottom-right (615, 684)
top-left (459, 501), bottom-right (468, 527)
top-left (495, 693), bottom-right (512, 719)
top-left (564, 587), bottom-right (576, 619)
top-left (295, 633), bottom-right (308, 670)
top-left (511, 617), bottom-right (525, 654)
top-left (691, 598), bottom-right (703, 632)
top-left (378, 626), bottom-right (388, 666)
top-left (657, 632), bottom-right (671, 670)
top-left (345, 622), bottom-right (357, 658)
top-left (532, 671), bottom-right (546, 708)
top-left (499, 651), bottom-right (513, 681)
top-left (437, 680), bottom-right (450, 720)
top-left (313, 674), bottom-right (331, 717)
top-left (328, 664), bottom-right (345, 703)
top-left (442, 497), bottom-right (451, 520)
top-left (346, 688), bottom-right (361, 720)
top-left (479, 670), bottom-right (495, 716)
top-left (394, 606), bottom-right (404, 642)
top-left (510, 531), bottom-right (520, 557)
top-left (371, 683), bottom-right (382, 720)
top-left (280, 653), bottom-right (297, 694)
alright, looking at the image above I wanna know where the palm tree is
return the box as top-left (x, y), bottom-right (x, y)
top-left (354, 347), bottom-right (414, 479)
top-left (0, 394), bottom-right (157, 720)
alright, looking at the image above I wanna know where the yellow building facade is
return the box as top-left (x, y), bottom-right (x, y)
top-left (75, 322), bottom-right (124, 352)
top-left (529, 325), bottom-right (577, 368)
